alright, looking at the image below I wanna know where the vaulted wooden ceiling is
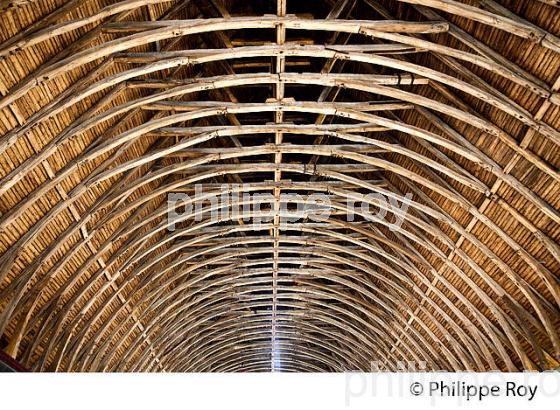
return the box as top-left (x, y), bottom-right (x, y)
top-left (0, 0), bottom-right (559, 372)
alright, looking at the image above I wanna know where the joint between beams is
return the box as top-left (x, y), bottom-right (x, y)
top-left (302, 163), bottom-right (318, 176)
top-left (549, 92), bottom-right (560, 106)
top-left (535, 32), bottom-right (549, 47)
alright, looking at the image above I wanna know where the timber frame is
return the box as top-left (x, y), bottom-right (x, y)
top-left (0, 0), bottom-right (559, 372)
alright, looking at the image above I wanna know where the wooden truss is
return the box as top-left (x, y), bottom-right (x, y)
top-left (0, 0), bottom-right (558, 372)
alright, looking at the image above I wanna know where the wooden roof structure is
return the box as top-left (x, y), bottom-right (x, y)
top-left (0, 0), bottom-right (559, 372)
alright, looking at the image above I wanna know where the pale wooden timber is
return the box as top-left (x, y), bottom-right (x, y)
top-left (396, 0), bottom-right (560, 51)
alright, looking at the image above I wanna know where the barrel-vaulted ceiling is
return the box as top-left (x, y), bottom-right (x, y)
top-left (0, 0), bottom-right (559, 372)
